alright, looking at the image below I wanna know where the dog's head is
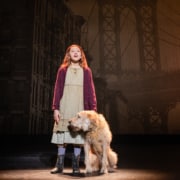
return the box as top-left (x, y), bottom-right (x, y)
top-left (68, 110), bottom-right (99, 132)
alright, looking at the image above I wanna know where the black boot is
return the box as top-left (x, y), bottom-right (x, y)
top-left (50, 155), bottom-right (64, 174)
top-left (72, 154), bottom-right (80, 175)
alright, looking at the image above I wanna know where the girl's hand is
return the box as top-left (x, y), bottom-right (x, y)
top-left (53, 110), bottom-right (60, 124)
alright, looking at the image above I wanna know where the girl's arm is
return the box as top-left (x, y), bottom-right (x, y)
top-left (52, 67), bottom-right (66, 110)
top-left (53, 109), bottom-right (60, 124)
top-left (86, 68), bottom-right (97, 111)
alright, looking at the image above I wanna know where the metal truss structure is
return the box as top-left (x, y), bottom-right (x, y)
top-left (96, 0), bottom-right (173, 134)
top-left (98, 0), bottom-right (160, 74)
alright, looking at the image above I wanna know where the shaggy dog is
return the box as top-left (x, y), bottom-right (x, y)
top-left (68, 110), bottom-right (118, 174)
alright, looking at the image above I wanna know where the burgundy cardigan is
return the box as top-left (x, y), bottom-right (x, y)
top-left (52, 66), bottom-right (97, 111)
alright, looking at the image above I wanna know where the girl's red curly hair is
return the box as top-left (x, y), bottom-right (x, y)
top-left (60, 44), bottom-right (88, 68)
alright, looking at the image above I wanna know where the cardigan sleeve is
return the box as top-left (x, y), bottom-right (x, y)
top-left (84, 67), bottom-right (97, 111)
top-left (52, 67), bottom-right (66, 110)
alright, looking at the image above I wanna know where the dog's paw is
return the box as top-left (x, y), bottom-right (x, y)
top-left (108, 167), bottom-right (117, 173)
top-left (100, 168), bottom-right (108, 174)
top-left (85, 167), bottom-right (93, 174)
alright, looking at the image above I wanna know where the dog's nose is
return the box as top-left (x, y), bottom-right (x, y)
top-left (68, 119), bottom-right (72, 124)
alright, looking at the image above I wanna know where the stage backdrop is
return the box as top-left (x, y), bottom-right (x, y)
top-left (0, 0), bottom-right (180, 135)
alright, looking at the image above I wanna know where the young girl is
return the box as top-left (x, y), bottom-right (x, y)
top-left (50, 44), bottom-right (97, 175)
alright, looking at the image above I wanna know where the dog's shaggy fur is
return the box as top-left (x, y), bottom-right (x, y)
top-left (68, 110), bottom-right (118, 174)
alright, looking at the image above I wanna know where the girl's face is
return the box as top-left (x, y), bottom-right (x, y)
top-left (69, 46), bottom-right (81, 62)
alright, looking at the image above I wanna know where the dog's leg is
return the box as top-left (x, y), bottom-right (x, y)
top-left (100, 142), bottom-right (109, 174)
top-left (108, 149), bottom-right (118, 170)
top-left (84, 141), bottom-right (93, 173)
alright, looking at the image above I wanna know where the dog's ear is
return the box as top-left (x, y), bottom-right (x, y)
top-left (87, 111), bottom-right (99, 127)
top-left (87, 112), bottom-right (93, 119)
top-left (87, 111), bottom-right (96, 120)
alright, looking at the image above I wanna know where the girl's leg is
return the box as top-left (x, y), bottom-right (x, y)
top-left (72, 145), bottom-right (82, 175)
top-left (74, 146), bottom-right (81, 157)
top-left (51, 144), bottom-right (66, 174)
top-left (58, 145), bottom-right (66, 156)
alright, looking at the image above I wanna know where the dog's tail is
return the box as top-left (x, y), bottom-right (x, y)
top-left (108, 148), bottom-right (118, 169)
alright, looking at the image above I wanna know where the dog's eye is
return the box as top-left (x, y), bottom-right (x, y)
top-left (77, 115), bottom-right (80, 118)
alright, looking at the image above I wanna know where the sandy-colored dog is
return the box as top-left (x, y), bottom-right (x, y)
top-left (68, 110), bottom-right (118, 174)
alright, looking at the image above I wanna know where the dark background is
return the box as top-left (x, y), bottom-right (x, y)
top-left (0, 0), bottom-right (180, 145)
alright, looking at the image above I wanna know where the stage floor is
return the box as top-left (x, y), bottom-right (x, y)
top-left (0, 168), bottom-right (179, 180)
top-left (0, 135), bottom-right (180, 180)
